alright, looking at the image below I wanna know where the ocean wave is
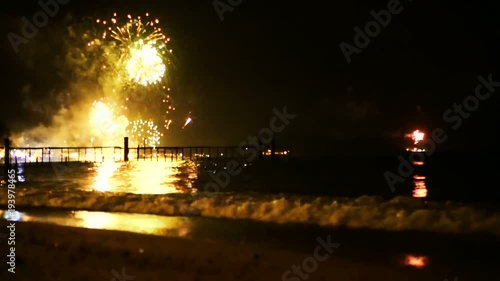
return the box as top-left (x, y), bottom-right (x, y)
top-left (2, 188), bottom-right (499, 236)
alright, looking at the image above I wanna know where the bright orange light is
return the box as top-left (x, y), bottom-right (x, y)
top-left (412, 130), bottom-right (424, 144)
top-left (404, 255), bottom-right (428, 268)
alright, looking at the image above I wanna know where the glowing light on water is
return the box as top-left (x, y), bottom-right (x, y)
top-left (412, 175), bottom-right (428, 198)
top-left (403, 255), bottom-right (429, 268)
top-left (23, 210), bottom-right (193, 237)
top-left (94, 162), bottom-right (122, 192)
top-left (73, 211), bottom-right (115, 229)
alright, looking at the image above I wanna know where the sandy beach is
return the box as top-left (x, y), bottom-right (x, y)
top-left (1, 221), bottom-right (496, 281)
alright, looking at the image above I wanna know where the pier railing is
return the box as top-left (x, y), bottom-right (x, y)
top-left (1, 138), bottom-right (288, 165)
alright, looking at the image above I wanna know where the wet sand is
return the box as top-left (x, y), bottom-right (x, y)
top-left (1, 222), bottom-right (496, 281)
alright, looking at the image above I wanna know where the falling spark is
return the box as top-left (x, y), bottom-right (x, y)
top-left (182, 117), bottom-right (192, 129)
top-left (164, 119), bottom-right (172, 130)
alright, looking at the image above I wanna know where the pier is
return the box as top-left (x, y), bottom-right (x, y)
top-left (1, 138), bottom-right (289, 166)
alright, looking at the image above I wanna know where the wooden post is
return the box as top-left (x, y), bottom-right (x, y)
top-left (124, 137), bottom-right (129, 161)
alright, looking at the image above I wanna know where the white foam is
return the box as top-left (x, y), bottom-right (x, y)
top-left (1, 188), bottom-right (499, 235)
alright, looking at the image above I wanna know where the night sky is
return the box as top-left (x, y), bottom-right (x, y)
top-left (0, 0), bottom-right (498, 154)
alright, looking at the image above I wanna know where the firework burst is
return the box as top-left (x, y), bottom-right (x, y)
top-left (78, 12), bottom-right (191, 146)
top-left (127, 119), bottom-right (161, 148)
top-left (88, 12), bottom-right (173, 87)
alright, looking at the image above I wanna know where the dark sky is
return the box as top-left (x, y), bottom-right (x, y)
top-left (0, 0), bottom-right (498, 153)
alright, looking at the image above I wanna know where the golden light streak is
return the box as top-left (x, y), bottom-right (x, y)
top-left (182, 117), bottom-right (192, 129)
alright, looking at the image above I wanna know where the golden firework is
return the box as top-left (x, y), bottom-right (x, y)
top-left (127, 119), bottom-right (161, 148)
top-left (89, 13), bottom-right (173, 87)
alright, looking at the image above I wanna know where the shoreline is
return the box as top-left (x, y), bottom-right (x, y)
top-left (1, 222), bottom-right (497, 280)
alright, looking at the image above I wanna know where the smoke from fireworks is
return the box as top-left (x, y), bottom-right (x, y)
top-left (11, 11), bottom-right (191, 148)
top-left (90, 100), bottom-right (129, 144)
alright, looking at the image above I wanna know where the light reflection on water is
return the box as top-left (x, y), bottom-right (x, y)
top-left (402, 254), bottom-right (429, 268)
top-left (1, 210), bottom-right (193, 237)
top-left (90, 160), bottom-right (199, 194)
top-left (412, 175), bottom-right (428, 198)
top-left (17, 160), bottom-right (199, 195)
top-left (411, 156), bottom-right (428, 199)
